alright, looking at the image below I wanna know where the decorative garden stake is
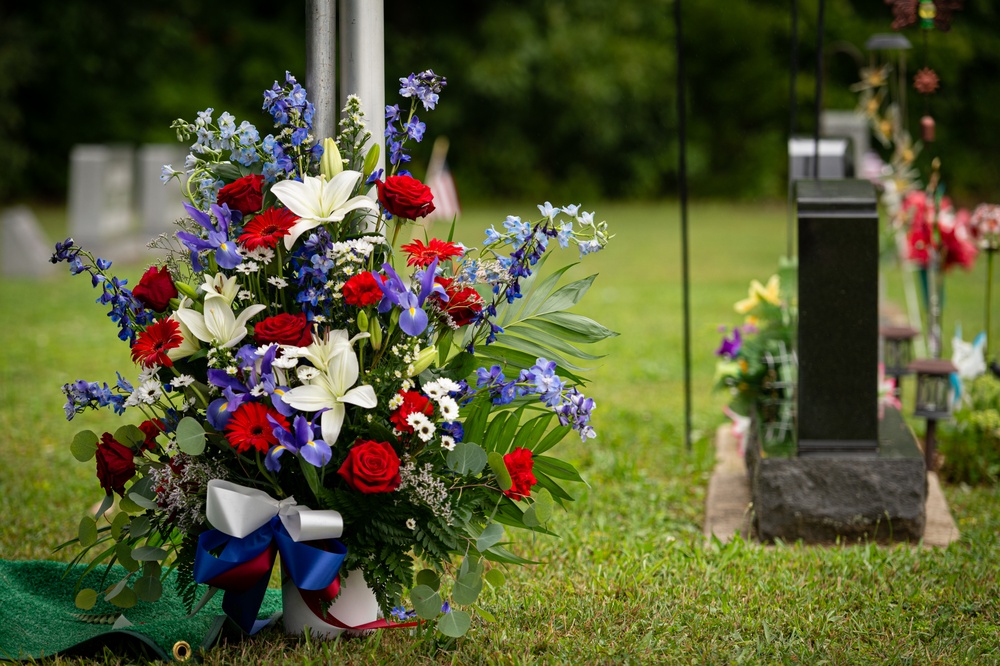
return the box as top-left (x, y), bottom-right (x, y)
top-left (910, 357), bottom-right (956, 470)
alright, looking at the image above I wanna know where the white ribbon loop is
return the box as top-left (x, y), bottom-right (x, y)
top-left (205, 479), bottom-right (343, 542)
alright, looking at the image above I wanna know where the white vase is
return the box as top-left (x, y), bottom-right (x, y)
top-left (281, 567), bottom-right (380, 639)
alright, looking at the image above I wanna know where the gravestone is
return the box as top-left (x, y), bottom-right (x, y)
top-left (821, 110), bottom-right (870, 174)
top-left (68, 145), bottom-right (134, 254)
top-left (1, 207), bottom-right (56, 277)
top-left (138, 145), bottom-right (188, 239)
top-left (746, 179), bottom-right (927, 543)
top-left (788, 137), bottom-right (853, 181)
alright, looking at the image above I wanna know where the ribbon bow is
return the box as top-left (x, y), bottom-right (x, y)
top-left (193, 480), bottom-right (347, 634)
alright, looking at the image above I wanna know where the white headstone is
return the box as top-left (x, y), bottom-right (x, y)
top-left (821, 110), bottom-right (870, 175)
top-left (68, 145), bottom-right (135, 253)
top-left (1, 206), bottom-right (57, 277)
top-left (138, 144), bottom-right (188, 240)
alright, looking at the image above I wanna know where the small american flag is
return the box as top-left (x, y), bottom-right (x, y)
top-left (424, 136), bottom-right (461, 224)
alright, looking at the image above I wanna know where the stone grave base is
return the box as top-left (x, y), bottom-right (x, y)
top-left (745, 407), bottom-right (927, 543)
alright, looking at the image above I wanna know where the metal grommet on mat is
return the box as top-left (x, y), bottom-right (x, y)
top-left (172, 640), bottom-right (192, 661)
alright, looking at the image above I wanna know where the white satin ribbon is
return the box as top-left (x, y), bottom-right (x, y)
top-left (205, 479), bottom-right (343, 542)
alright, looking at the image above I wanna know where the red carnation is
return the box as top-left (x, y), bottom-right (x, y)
top-left (502, 447), bottom-right (537, 500)
top-left (401, 238), bottom-right (464, 267)
top-left (138, 419), bottom-right (165, 451)
top-left (96, 432), bottom-right (136, 497)
top-left (342, 272), bottom-right (384, 308)
top-left (375, 175), bottom-right (435, 220)
top-left (225, 402), bottom-right (289, 455)
top-left (433, 277), bottom-right (484, 328)
top-left (389, 390), bottom-right (435, 433)
top-left (131, 318), bottom-right (184, 368)
top-left (254, 312), bottom-right (313, 347)
top-left (238, 207), bottom-right (299, 251)
top-left (217, 174), bottom-right (264, 216)
top-left (338, 440), bottom-right (401, 494)
top-left (133, 266), bottom-right (178, 312)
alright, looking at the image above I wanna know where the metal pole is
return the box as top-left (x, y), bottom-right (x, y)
top-left (675, 0), bottom-right (693, 451)
top-left (787, 0), bottom-right (798, 259)
top-left (306, 0), bottom-right (338, 143)
top-left (813, 0), bottom-right (825, 180)
top-left (340, 0), bottom-right (386, 178)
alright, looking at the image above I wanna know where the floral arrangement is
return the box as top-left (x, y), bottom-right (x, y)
top-left (714, 262), bottom-right (797, 456)
top-left (51, 71), bottom-right (614, 639)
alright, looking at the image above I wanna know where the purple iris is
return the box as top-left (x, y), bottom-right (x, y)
top-left (207, 387), bottom-right (248, 430)
top-left (376, 257), bottom-right (447, 337)
top-left (176, 202), bottom-right (243, 271)
top-left (715, 327), bottom-right (742, 359)
top-left (265, 415), bottom-right (330, 472)
top-left (208, 345), bottom-right (295, 418)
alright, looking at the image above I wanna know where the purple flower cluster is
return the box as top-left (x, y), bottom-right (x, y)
top-left (398, 70), bottom-right (447, 111)
top-left (62, 379), bottom-right (124, 420)
top-left (51, 238), bottom-right (154, 344)
top-left (176, 203), bottom-right (243, 272)
top-left (384, 70), bottom-right (445, 172)
top-left (474, 358), bottom-right (597, 441)
top-left (261, 71), bottom-right (322, 182)
top-left (291, 229), bottom-right (336, 320)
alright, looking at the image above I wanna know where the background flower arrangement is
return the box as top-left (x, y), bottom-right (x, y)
top-left (50, 70), bottom-right (614, 639)
top-left (714, 260), bottom-right (797, 456)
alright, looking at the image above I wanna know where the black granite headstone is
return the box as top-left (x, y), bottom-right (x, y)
top-left (796, 180), bottom-right (879, 455)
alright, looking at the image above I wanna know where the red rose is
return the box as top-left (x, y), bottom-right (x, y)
top-left (217, 174), bottom-right (264, 216)
top-left (434, 277), bottom-right (483, 328)
top-left (375, 175), bottom-right (435, 220)
top-left (502, 447), bottom-right (537, 500)
top-left (133, 266), bottom-right (178, 312)
top-left (342, 272), bottom-right (385, 308)
top-left (96, 432), bottom-right (136, 497)
top-left (138, 419), bottom-right (164, 451)
top-left (254, 312), bottom-right (313, 347)
top-left (338, 440), bottom-right (401, 493)
top-left (389, 390), bottom-right (435, 433)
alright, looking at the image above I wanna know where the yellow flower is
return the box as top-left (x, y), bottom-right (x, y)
top-left (734, 275), bottom-right (780, 314)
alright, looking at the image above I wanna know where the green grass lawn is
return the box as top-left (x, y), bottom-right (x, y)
top-left (2, 200), bottom-right (998, 664)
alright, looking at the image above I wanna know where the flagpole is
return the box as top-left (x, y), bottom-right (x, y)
top-left (306, 0), bottom-right (337, 143)
top-left (340, 0), bottom-right (386, 178)
top-left (675, 0), bottom-right (693, 451)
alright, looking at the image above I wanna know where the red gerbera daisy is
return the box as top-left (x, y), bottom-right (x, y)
top-left (238, 207), bottom-right (300, 251)
top-left (225, 402), bottom-right (289, 455)
top-left (131, 318), bottom-right (183, 368)
top-left (400, 238), bottom-right (464, 267)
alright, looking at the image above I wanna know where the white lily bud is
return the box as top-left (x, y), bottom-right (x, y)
top-left (320, 138), bottom-right (343, 179)
top-left (407, 347), bottom-right (437, 377)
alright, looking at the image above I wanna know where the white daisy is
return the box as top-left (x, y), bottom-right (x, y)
top-left (436, 396), bottom-right (459, 421)
top-left (407, 413), bottom-right (436, 442)
top-left (268, 276), bottom-right (288, 289)
top-left (440, 435), bottom-right (456, 451)
top-left (169, 374), bottom-right (195, 388)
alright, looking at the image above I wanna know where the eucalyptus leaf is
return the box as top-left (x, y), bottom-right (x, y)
top-left (447, 441), bottom-right (487, 475)
top-left (129, 515), bottom-right (151, 539)
top-left (78, 517), bottom-right (98, 548)
top-left (75, 588), bottom-right (98, 610)
top-left (415, 569), bottom-right (440, 591)
top-left (70, 430), bottom-right (99, 462)
top-left (117, 495), bottom-right (143, 514)
top-left (522, 505), bottom-right (540, 528)
top-left (437, 609), bottom-right (472, 638)
top-left (114, 424), bottom-right (145, 448)
top-left (484, 568), bottom-right (506, 588)
top-left (487, 452), bottom-right (512, 491)
top-left (110, 511), bottom-right (130, 540)
top-left (476, 522), bottom-right (505, 553)
top-left (108, 586), bottom-right (137, 609)
top-left (94, 494), bottom-right (114, 520)
top-left (116, 542), bottom-right (139, 573)
top-left (131, 546), bottom-right (168, 562)
top-left (409, 584), bottom-right (442, 620)
top-left (175, 417), bottom-right (206, 455)
top-left (127, 492), bottom-right (158, 511)
top-left (452, 571), bottom-right (483, 606)
top-left (104, 577), bottom-right (130, 601)
top-left (532, 488), bottom-right (554, 524)
top-left (134, 575), bottom-right (162, 603)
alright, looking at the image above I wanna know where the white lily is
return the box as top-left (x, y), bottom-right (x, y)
top-left (282, 328), bottom-right (369, 371)
top-left (175, 298), bottom-right (266, 349)
top-left (281, 336), bottom-right (377, 445)
top-left (271, 172), bottom-right (379, 250)
top-left (166, 299), bottom-right (202, 362)
top-left (201, 272), bottom-right (240, 304)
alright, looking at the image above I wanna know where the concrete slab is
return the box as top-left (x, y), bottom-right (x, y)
top-left (705, 425), bottom-right (960, 548)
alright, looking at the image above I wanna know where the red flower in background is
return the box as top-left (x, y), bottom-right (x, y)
top-left (254, 312), bottom-right (313, 347)
top-left (337, 440), bottom-right (401, 493)
top-left (96, 432), bottom-right (136, 496)
top-left (225, 402), bottom-right (288, 455)
top-left (133, 266), bottom-right (178, 312)
top-left (939, 206), bottom-right (978, 270)
top-left (401, 238), bottom-right (464, 267)
top-left (218, 174), bottom-right (264, 216)
top-left (903, 192), bottom-right (977, 271)
top-left (138, 419), bottom-right (165, 451)
top-left (389, 390), bottom-right (434, 433)
top-left (131, 318), bottom-right (184, 368)
top-left (238, 207), bottom-right (299, 251)
top-left (376, 175), bottom-right (435, 220)
top-left (502, 447), bottom-right (537, 500)
top-left (342, 272), bottom-right (384, 308)
top-left (433, 277), bottom-right (483, 327)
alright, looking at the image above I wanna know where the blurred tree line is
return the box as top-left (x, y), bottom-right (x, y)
top-left (1, 0), bottom-right (997, 204)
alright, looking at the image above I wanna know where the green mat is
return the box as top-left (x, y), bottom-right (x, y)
top-left (0, 559), bottom-right (282, 662)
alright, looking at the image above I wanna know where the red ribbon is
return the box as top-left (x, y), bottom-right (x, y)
top-left (298, 575), bottom-right (421, 631)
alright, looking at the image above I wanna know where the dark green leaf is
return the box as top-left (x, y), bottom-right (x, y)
top-left (415, 569), bottom-right (440, 591)
top-left (78, 517), bottom-right (98, 548)
top-left (175, 417), bottom-right (206, 455)
top-left (114, 424), bottom-right (145, 448)
top-left (531, 424), bottom-right (572, 455)
top-left (484, 569), bottom-right (506, 588)
top-left (447, 442), bottom-right (488, 476)
top-left (71, 430), bottom-right (99, 462)
top-left (134, 575), bottom-right (162, 602)
top-left (437, 609), bottom-right (471, 637)
top-left (410, 584), bottom-right (442, 620)
top-left (534, 455), bottom-right (585, 483)
top-left (75, 589), bottom-right (98, 610)
top-left (476, 522), bottom-right (505, 552)
top-left (131, 546), bottom-right (168, 561)
top-left (110, 511), bottom-right (130, 540)
top-left (116, 542), bottom-right (139, 573)
top-left (451, 571), bottom-right (483, 605)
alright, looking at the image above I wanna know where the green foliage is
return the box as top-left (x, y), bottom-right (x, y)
top-left (940, 373), bottom-right (1000, 484)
